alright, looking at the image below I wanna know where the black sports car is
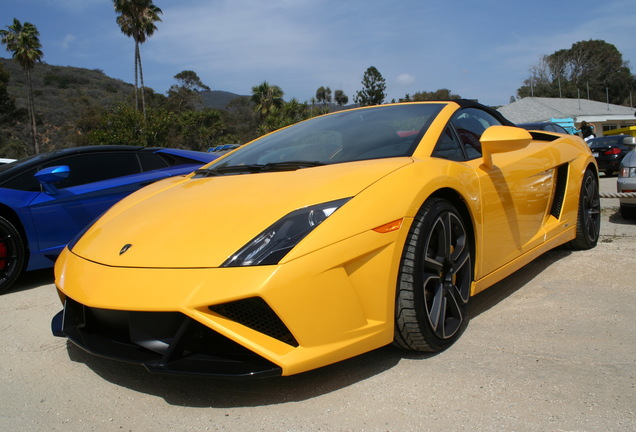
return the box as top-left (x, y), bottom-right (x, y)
top-left (587, 135), bottom-right (632, 176)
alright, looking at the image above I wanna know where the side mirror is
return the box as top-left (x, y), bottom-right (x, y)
top-left (622, 136), bottom-right (636, 148)
top-left (35, 165), bottom-right (70, 195)
top-left (480, 126), bottom-right (532, 170)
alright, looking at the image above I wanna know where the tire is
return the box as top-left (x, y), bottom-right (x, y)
top-left (569, 169), bottom-right (601, 250)
top-left (0, 216), bottom-right (25, 294)
top-left (394, 198), bottom-right (473, 352)
top-left (620, 204), bottom-right (636, 220)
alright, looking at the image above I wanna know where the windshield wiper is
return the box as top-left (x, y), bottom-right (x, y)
top-left (259, 161), bottom-right (325, 171)
top-left (194, 161), bottom-right (324, 177)
top-left (194, 165), bottom-right (263, 177)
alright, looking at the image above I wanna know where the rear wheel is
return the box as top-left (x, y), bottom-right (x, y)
top-left (394, 198), bottom-right (473, 352)
top-left (569, 169), bottom-right (600, 250)
top-left (0, 216), bottom-right (25, 294)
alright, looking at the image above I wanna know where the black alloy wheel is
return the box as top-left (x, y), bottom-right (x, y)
top-left (394, 198), bottom-right (473, 352)
top-left (0, 216), bottom-right (25, 294)
top-left (569, 169), bottom-right (601, 250)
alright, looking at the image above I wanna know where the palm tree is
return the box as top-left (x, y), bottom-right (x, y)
top-left (114, 0), bottom-right (162, 117)
top-left (251, 81), bottom-right (284, 121)
top-left (1, 18), bottom-right (43, 154)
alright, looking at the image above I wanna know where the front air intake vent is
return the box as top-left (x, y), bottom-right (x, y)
top-left (209, 297), bottom-right (299, 347)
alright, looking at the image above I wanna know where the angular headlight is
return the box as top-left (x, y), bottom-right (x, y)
top-left (619, 167), bottom-right (636, 178)
top-left (222, 198), bottom-right (351, 267)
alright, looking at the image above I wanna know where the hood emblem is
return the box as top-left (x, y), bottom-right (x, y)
top-left (119, 244), bottom-right (133, 255)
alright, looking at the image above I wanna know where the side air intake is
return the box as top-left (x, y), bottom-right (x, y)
top-left (209, 297), bottom-right (299, 347)
top-left (549, 164), bottom-right (569, 218)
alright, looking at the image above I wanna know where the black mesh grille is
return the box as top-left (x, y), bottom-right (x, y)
top-left (209, 297), bottom-right (299, 347)
top-left (550, 164), bottom-right (569, 218)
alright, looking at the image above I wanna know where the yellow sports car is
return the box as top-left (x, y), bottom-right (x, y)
top-left (52, 100), bottom-right (600, 378)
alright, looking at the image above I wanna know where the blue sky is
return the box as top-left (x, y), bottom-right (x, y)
top-left (1, 0), bottom-right (635, 106)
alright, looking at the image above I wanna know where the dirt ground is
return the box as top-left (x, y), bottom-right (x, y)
top-left (1, 176), bottom-right (634, 432)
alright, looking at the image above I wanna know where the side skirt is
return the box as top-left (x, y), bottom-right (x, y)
top-left (470, 226), bottom-right (576, 296)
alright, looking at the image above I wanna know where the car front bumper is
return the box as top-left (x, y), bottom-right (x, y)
top-left (617, 176), bottom-right (636, 205)
top-left (52, 222), bottom-right (408, 377)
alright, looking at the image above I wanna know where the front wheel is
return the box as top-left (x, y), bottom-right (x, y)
top-left (569, 169), bottom-right (600, 250)
top-left (394, 198), bottom-right (473, 352)
top-left (0, 216), bottom-right (25, 294)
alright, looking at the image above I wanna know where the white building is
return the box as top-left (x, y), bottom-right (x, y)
top-left (497, 97), bottom-right (636, 137)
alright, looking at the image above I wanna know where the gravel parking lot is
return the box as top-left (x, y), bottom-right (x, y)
top-left (1, 175), bottom-right (634, 432)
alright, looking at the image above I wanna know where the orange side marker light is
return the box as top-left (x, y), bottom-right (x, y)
top-left (373, 219), bottom-right (403, 233)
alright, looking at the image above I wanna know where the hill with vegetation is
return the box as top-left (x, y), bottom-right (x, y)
top-left (0, 57), bottom-right (247, 156)
top-left (1, 57), bottom-right (133, 154)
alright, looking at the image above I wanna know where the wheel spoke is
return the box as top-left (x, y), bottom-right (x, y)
top-left (424, 276), bottom-right (443, 332)
top-left (441, 286), bottom-right (463, 338)
top-left (423, 217), bottom-right (447, 273)
top-left (450, 251), bottom-right (471, 304)
top-left (442, 213), bottom-right (453, 259)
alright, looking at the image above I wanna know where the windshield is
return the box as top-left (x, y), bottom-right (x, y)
top-left (589, 136), bottom-right (624, 147)
top-left (207, 104), bottom-right (443, 173)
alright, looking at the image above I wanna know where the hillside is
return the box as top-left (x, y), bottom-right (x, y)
top-left (1, 57), bottom-right (133, 120)
top-left (1, 57), bottom-right (134, 152)
top-left (1, 57), bottom-right (244, 153)
top-left (200, 89), bottom-right (245, 110)
top-left (2, 57), bottom-right (244, 113)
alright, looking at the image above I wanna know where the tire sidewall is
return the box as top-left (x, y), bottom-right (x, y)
top-left (395, 198), bottom-right (472, 352)
top-left (0, 216), bottom-right (25, 294)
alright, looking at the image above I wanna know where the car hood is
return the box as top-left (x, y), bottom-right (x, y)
top-left (620, 150), bottom-right (636, 168)
top-left (70, 158), bottom-right (412, 268)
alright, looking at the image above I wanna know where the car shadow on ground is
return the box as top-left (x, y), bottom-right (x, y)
top-left (3, 268), bottom-right (54, 295)
top-left (469, 246), bottom-right (571, 318)
top-left (62, 248), bottom-right (572, 408)
top-left (608, 209), bottom-right (636, 225)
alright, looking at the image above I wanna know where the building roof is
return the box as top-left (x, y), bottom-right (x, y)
top-left (497, 97), bottom-right (636, 124)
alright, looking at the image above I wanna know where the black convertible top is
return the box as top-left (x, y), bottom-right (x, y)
top-left (450, 99), bottom-right (516, 127)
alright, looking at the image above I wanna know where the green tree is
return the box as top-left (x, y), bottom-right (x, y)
top-left (518, 40), bottom-right (635, 104)
top-left (114, 0), bottom-right (162, 117)
top-left (258, 99), bottom-right (310, 135)
top-left (315, 86), bottom-right (332, 106)
top-left (166, 70), bottom-right (210, 111)
top-left (226, 96), bottom-right (259, 144)
top-left (411, 88), bottom-right (461, 101)
top-left (88, 103), bottom-right (173, 147)
top-left (334, 89), bottom-right (348, 107)
top-left (354, 66), bottom-right (386, 106)
top-left (251, 81), bottom-right (284, 121)
top-left (0, 63), bottom-right (26, 157)
top-left (174, 109), bottom-right (226, 151)
top-left (0, 62), bottom-right (20, 129)
top-left (1, 18), bottom-right (43, 154)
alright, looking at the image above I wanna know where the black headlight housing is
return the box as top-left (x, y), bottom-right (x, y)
top-left (222, 198), bottom-right (350, 267)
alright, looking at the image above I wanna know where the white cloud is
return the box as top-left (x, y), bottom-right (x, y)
top-left (396, 74), bottom-right (416, 87)
top-left (61, 34), bottom-right (75, 50)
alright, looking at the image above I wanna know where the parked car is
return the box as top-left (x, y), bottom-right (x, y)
top-left (587, 135), bottom-right (633, 176)
top-left (617, 137), bottom-right (636, 219)
top-left (0, 158), bottom-right (16, 165)
top-left (517, 122), bottom-right (570, 134)
top-left (52, 101), bottom-right (600, 378)
top-left (0, 146), bottom-right (218, 294)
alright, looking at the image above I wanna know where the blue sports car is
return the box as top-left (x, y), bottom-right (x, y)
top-left (0, 145), bottom-right (218, 293)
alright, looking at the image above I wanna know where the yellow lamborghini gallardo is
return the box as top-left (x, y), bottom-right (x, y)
top-left (52, 100), bottom-right (600, 377)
